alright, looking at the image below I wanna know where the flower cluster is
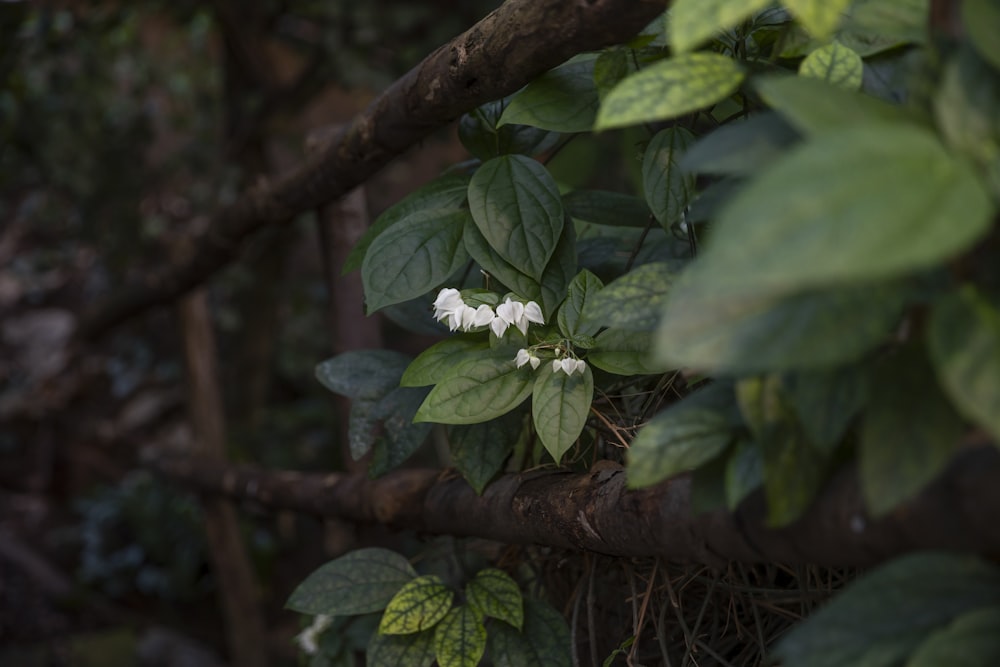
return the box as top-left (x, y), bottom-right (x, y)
top-left (515, 347), bottom-right (587, 376)
top-left (433, 287), bottom-right (544, 336)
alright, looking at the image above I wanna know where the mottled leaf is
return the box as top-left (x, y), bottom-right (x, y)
top-left (799, 41), bottom-right (863, 89)
top-left (379, 575), bottom-right (453, 635)
top-left (287, 548), bottom-right (416, 615)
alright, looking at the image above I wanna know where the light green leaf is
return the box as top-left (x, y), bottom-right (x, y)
top-left (589, 329), bottom-right (670, 376)
top-left (928, 286), bottom-right (1000, 446)
top-left (689, 124), bottom-right (993, 295)
top-left (642, 127), bottom-right (696, 231)
top-left (379, 575), bottom-right (454, 635)
top-left (532, 362), bottom-right (594, 463)
top-left (799, 41), bottom-right (863, 89)
top-left (287, 548), bottom-right (416, 615)
top-left (669, 0), bottom-right (773, 53)
top-left (466, 568), bottom-right (524, 630)
top-left (782, 0), bottom-right (851, 39)
top-left (343, 173), bottom-right (469, 274)
top-left (655, 277), bottom-right (909, 374)
top-left (724, 439), bottom-right (763, 510)
top-left (488, 598), bottom-right (572, 667)
top-left (414, 349), bottom-right (535, 425)
top-left (468, 155), bottom-right (564, 281)
top-left (557, 270), bottom-right (604, 339)
top-left (844, 0), bottom-right (930, 44)
top-left (965, 0), bottom-right (1000, 71)
top-left (563, 190), bottom-right (650, 228)
top-left (448, 410), bottom-right (524, 494)
top-left (595, 53), bottom-right (745, 130)
top-left (583, 261), bottom-right (676, 331)
top-left (401, 337), bottom-right (490, 387)
top-left (773, 552), bottom-right (1000, 667)
top-left (367, 629), bottom-right (436, 667)
top-left (908, 606), bottom-right (1000, 667)
top-left (860, 344), bottom-right (964, 517)
top-left (362, 209), bottom-right (470, 313)
top-left (680, 111), bottom-right (800, 176)
top-left (433, 605), bottom-right (487, 667)
top-left (499, 57), bottom-right (599, 133)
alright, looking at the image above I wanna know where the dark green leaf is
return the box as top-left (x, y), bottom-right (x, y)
top-left (362, 209), bottom-right (470, 313)
top-left (433, 605), bottom-right (487, 667)
top-left (589, 329), bottom-right (670, 376)
top-left (689, 444), bottom-right (731, 514)
top-left (448, 410), bottom-right (524, 494)
top-left (532, 362), bottom-right (594, 463)
top-left (583, 261), bottom-right (676, 331)
top-left (414, 349), bottom-right (535, 425)
top-left (465, 568), bottom-right (524, 630)
top-left (468, 155), bottom-right (564, 281)
top-left (965, 0), bottom-right (1000, 71)
top-left (669, 0), bottom-right (772, 53)
top-left (367, 629), bottom-right (436, 667)
top-left (401, 337), bottom-right (490, 387)
top-left (593, 48), bottom-right (634, 101)
top-left (459, 99), bottom-right (559, 161)
top-left (379, 575), bottom-right (453, 635)
top-left (908, 606), bottom-right (1000, 667)
top-left (725, 438), bottom-right (763, 510)
top-left (860, 344), bottom-right (964, 517)
top-left (557, 270), bottom-right (604, 339)
top-left (773, 552), bottom-right (1000, 667)
top-left (286, 548), bottom-right (416, 615)
top-left (368, 386), bottom-right (433, 476)
top-left (500, 56), bottom-right (599, 133)
top-left (642, 127), bottom-right (696, 231)
top-left (488, 598), bottom-right (572, 667)
top-left (785, 365), bottom-right (869, 452)
top-left (799, 41), bottom-right (864, 89)
top-left (563, 189), bottom-right (650, 228)
top-left (596, 53), bottom-right (745, 130)
top-left (315, 350), bottom-right (411, 399)
top-left (680, 111), bottom-right (800, 176)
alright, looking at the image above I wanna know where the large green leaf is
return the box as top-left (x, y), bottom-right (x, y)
top-left (499, 56), bottom-right (599, 133)
top-left (531, 362), bottom-right (594, 463)
top-left (595, 53), bottom-right (745, 130)
top-left (433, 605), bottom-right (487, 667)
top-left (465, 568), bottom-right (524, 630)
top-left (467, 155), bottom-right (564, 281)
top-left (965, 0), bottom-right (1000, 71)
top-left (642, 127), bottom-right (696, 231)
top-left (488, 598), bottom-right (572, 667)
top-left (655, 277), bottom-right (909, 374)
top-left (908, 606), bottom-right (1000, 667)
top-left (379, 575), bottom-right (454, 635)
top-left (799, 41), bottom-right (863, 89)
top-left (448, 410), bottom-right (524, 494)
top-left (687, 124), bottom-right (993, 295)
top-left (588, 329), bottom-right (670, 376)
top-left (362, 209), bottom-right (470, 313)
top-left (367, 629), bottom-right (436, 667)
top-left (583, 261), bottom-right (676, 331)
top-left (563, 189), bottom-right (650, 228)
top-left (680, 111), bottom-right (800, 176)
top-left (928, 286), bottom-right (1000, 446)
top-left (773, 552), bottom-right (1000, 667)
top-left (414, 349), bottom-right (535, 425)
top-left (367, 386), bottom-right (433, 475)
top-left (669, 0), bottom-right (772, 53)
top-left (859, 344), bottom-right (964, 517)
top-left (782, 0), bottom-right (851, 39)
top-left (343, 173), bottom-right (469, 274)
top-left (401, 337), bottom-right (490, 387)
top-left (557, 270), bottom-right (604, 339)
top-left (286, 548), bottom-right (416, 615)
top-left (785, 365), bottom-right (869, 452)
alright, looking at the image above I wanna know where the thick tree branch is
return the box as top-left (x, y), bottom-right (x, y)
top-left (77, 0), bottom-right (665, 340)
top-left (149, 447), bottom-right (1000, 567)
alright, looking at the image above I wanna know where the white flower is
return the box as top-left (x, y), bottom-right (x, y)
top-left (433, 288), bottom-right (464, 323)
top-left (495, 298), bottom-right (545, 336)
top-left (294, 614), bottom-right (332, 655)
top-left (552, 357), bottom-right (586, 376)
top-left (469, 304), bottom-right (495, 329)
top-left (490, 316), bottom-right (508, 338)
top-left (515, 348), bottom-right (541, 370)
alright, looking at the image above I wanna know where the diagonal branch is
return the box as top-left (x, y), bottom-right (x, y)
top-left (77, 0), bottom-right (666, 340)
top-left (149, 446), bottom-right (1000, 567)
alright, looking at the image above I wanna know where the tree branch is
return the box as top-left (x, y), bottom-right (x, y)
top-left (77, 0), bottom-right (665, 340)
top-left (148, 446), bottom-right (1000, 567)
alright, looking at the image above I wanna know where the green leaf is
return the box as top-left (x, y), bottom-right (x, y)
top-left (488, 598), bottom-right (572, 667)
top-left (468, 155), bottom-right (564, 281)
top-left (593, 48), bottom-right (634, 101)
top-left (583, 261), bottom-right (675, 331)
top-left (724, 438), bottom-right (763, 510)
top-left (642, 127), bottom-right (696, 231)
top-left (414, 349), bottom-right (535, 425)
top-left (669, 0), bottom-right (772, 53)
top-left (627, 384), bottom-right (736, 488)
top-left (343, 173), bottom-right (469, 274)
top-left (680, 111), bottom-right (800, 176)
top-left (433, 605), bottom-right (487, 667)
top-left (688, 124), bottom-right (993, 295)
top-left (286, 548), bottom-right (416, 615)
top-left (588, 329), bottom-right (669, 376)
top-left (537, 224), bottom-right (578, 319)
top-left (499, 56), bottom-right (599, 133)
top-left (860, 344), bottom-right (964, 517)
top-left (773, 552), bottom-right (1000, 667)
top-left (557, 270), bottom-right (604, 339)
top-left (908, 606), bottom-right (1000, 667)
top-left (367, 629), bottom-right (436, 667)
top-left (689, 446), bottom-right (730, 514)
top-left (929, 286), bottom-right (1000, 445)
top-left (799, 41), bottom-right (864, 89)
top-left (782, 0), bottom-right (851, 39)
top-left (965, 0), bottom-right (1000, 71)
top-left (367, 386), bottom-right (433, 475)
top-left (448, 410), bottom-right (524, 494)
top-left (843, 0), bottom-right (930, 45)
top-left (785, 365), bottom-right (868, 452)
top-left (563, 189), bottom-right (650, 228)
top-left (465, 568), bottom-right (524, 630)
top-left (315, 350), bottom-right (411, 399)
top-left (655, 277), bottom-right (909, 374)
top-left (362, 209), bottom-right (470, 313)
top-left (531, 362), bottom-right (594, 463)
top-left (459, 99), bottom-right (559, 161)
top-left (755, 75), bottom-right (918, 135)
top-left (379, 575), bottom-right (454, 635)
top-left (401, 338), bottom-right (490, 387)
top-left (595, 53), bottom-right (745, 130)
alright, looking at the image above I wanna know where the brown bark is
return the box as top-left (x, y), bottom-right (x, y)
top-left (76, 0), bottom-right (665, 340)
top-left (149, 446), bottom-right (1000, 568)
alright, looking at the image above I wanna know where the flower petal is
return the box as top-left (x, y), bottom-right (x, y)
top-left (552, 359), bottom-right (563, 373)
top-left (524, 301), bottom-right (544, 325)
top-left (472, 304), bottom-right (495, 327)
top-left (515, 349), bottom-right (531, 368)
top-left (529, 355), bottom-right (541, 370)
top-left (496, 299), bottom-right (525, 325)
top-left (491, 316), bottom-right (509, 338)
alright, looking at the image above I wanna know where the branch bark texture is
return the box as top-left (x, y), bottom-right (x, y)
top-left (77, 0), bottom-right (665, 339)
top-left (150, 447), bottom-right (1000, 568)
